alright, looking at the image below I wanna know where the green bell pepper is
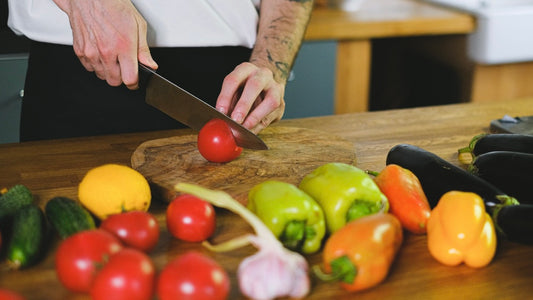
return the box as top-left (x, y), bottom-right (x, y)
top-left (247, 180), bottom-right (326, 254)
top-left (299, 163), bottom-right (389, 234)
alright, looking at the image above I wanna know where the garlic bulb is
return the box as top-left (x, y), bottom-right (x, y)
top-left (175, 183), bottom-right (310, 300)
top-left (238, 235), bottom-right (309, 300)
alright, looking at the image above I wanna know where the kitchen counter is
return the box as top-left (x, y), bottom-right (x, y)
top-left (1, 98), bottom-right (533, 299)
top-left (306, 0), bottom-right (476, 113)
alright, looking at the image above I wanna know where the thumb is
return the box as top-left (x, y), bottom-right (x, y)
top-left (137, 20), bottom-right (157, 70)
top-left (138, 43), bottom-right (158, 70)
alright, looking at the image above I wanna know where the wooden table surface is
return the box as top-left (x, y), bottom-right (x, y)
top-left (306, 0), bottom-right (476, 114)
top-left (1, 98), bottom-right (533, 299)
top-left (307, 0), bottom-right (475, 40)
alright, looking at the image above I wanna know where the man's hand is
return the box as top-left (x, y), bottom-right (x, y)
top-left (216, 62), bottom-right (285, 134)
top-left (53, 0), bottom-right (157, 89)
top-left (216, 0), bottom-right (313, 134)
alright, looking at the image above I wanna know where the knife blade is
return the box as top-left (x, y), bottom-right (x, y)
top-left (138, 63), bottom-right (268, 150)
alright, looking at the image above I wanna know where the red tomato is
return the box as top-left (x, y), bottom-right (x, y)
top-left (100, 211), bottom-right (160, 252)
top-left (166, 194), bottom-right (216, 242)
top-left (55, 229), bottom-right (122, 292)
top-left (197, 118), bottom-right (243, 163)
top-left (90, 248), bottom-right (155, 300)
top-left (0, 289), bottom-right (25, 300)
top-left (157, 251), bottom-right (230, 300)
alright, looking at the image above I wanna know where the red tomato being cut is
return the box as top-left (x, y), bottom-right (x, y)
top-left (100, 211), bottom-right (160, 252)
top-left (157, 251), bottom-right (230, 300)
top-left (55, 229), bottom-right (122, 292)
top-left (90, 248), bottom-right (156, 300)
top-left (197, 118), bottom-right (243, 163)
top-left (166, 194), bottom-right (216, 242)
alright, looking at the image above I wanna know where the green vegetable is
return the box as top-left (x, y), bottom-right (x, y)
top-left (0, 184), bottom-right (33, 223)
top-left (6, 204), bottom-right (47, 269)
top-left (299, 163), bottom-right (389, 234)
top-left (247, 180), bottom-right (326, 254)
top-left (45, 196), bottom-right (96, 239)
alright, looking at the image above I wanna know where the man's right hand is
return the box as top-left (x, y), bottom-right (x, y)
top-left (53, 0), bottom-right (157, 89)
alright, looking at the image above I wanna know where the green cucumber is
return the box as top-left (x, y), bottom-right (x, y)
top-left (6, 204), bottom-right (47, 269)
top-left (45, 196), bottom-right (96, 239)
top-left (0, 185), bottom-right (34, 223)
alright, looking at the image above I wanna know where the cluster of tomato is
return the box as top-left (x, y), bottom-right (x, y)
top-left (55, 195), bottom-right (228, 300)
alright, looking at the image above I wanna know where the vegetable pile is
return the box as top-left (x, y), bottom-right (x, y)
top-left (175, 183), bottom-right (310, 300)
top-left (1, 132), bottom-right (532, 299)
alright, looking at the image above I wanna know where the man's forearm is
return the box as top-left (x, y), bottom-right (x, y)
top-left (250, 0), bottom-right (314, 84)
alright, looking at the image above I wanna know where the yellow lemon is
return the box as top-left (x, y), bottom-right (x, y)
top-left (78, 164), bottom-right (151, 220)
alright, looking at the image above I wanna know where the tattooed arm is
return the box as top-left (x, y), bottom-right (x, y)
top-left (216, 0), bottom-right (314, 134)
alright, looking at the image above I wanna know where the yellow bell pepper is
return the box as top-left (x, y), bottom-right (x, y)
top-left (427, 191), bottom-right (496, 268)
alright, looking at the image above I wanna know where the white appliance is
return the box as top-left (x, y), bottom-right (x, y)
top-left (425, 0), bottom-right (533, 64)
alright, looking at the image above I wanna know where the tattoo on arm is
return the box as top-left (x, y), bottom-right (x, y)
top-left (251, 0), bottom-right (314, 82)
top-left (267, 50), bottom-right (290, 80)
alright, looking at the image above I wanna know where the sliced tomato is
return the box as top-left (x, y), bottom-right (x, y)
top-left (198, 118), bottom-right (242, 163)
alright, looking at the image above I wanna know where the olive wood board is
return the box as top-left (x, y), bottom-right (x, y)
top-left (131, 126), bottom-right (355, 204)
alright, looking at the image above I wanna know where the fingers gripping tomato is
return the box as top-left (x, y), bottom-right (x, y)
top-left (198, 118), bottom-right (242, 163)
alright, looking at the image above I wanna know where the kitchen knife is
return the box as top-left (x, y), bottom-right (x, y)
top-left (138, 63), bottom-right (268, 150)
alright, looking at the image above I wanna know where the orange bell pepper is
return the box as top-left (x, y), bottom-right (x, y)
top-left (314, 213), bottom-right (403, 292)
top-left (427, 191), bottom-right (497, 268)
top-left (368, 164), bottom-right (431, 234)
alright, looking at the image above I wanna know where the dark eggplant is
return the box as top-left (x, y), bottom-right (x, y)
top-left (495, 204), bottom-right (533, 245)
top-left (386, 144), bottom-right (518, 210)
top-left (387, 144), bottom-right (533, 244)
top-left (468, 151), bottom-right (533, 204)
top-left (459, 133), bottom-right (533, 159)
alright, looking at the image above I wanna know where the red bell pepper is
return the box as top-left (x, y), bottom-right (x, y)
top-left (368, 164), bottom-right (431, 234)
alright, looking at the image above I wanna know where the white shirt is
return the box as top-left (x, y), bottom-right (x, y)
top-left (7, 0), bottom-right (260, 48)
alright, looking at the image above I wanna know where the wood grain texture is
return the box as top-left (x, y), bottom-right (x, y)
top-left (131, 126), bottom-right (356, 204)
top-left (306, 0), bottom-right (475, 41)
top-left (335, 40), bottom-right (371, 114)
top-left (1, 99), bottom-right (533, 299)
top-left (471, 62), bottom-right (533, 103)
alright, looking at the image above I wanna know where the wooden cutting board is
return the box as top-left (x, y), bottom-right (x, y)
top-left (131, 126), bottom-right (355, 204)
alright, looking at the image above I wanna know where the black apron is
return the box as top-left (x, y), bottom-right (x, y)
top-left (20, 41), bottom-right (251, 141)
